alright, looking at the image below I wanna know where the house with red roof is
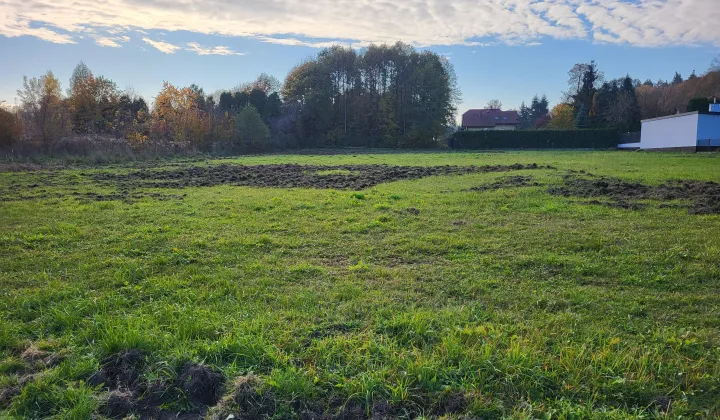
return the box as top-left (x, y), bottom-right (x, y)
top-left (461, 109), bottom-right (521, 131)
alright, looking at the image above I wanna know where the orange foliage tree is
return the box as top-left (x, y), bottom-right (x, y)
top-left (151, 82), bottom-right (211, 150)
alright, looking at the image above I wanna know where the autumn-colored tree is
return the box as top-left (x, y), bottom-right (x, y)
top-left (548, 103), bottom-right (574, 129)
top-left (151, 82), bottom-right (211, 149)
top-left (636, 70), bottom-right (720, 119)
top-left (67, 62), bottom-right (96, 133)
top-left (17, 71), bottom-right (64, 150)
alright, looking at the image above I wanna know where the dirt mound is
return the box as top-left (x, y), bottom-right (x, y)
top-left (210, 375), bottom-right (276, 420)
top-left (467, 175), bottom-right (539, 191)
top-left (89, 348), bottom-right (145, 390)
top-left (548, 175), bottom-right (720, 214)
top-left (105, 388), bottom-right (137, 418)
top-left (0, 387), bottom-right (21, 409)
top-left (88, 351), bottom-right (225, 418)
top-left (178, 363), bottom-right (225, 406)
top-left (91, 163), bottom-right (554, 191)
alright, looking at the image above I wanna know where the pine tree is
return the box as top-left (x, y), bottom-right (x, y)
top-left (518, 102), bottom-right (532, 129)
top-left (672, 72), bottom-right (683, 85)
top-left (574, 104), bottom-right (590, 129)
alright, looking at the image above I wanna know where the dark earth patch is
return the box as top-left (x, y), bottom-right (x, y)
top-left (89, 348), bottom-right (145, 390)
top-left (85, 350), bottom-right (224, 419)
top-left (91, 163), bottom-right (554, 191)
top-left (210, 375), bottom-right (276, 420)
top-left (549, 174), bottom-right (720, 214)
top-left (467, 175), bottom-right (539, 191)
top-left (0, 163), bottom-right (553, 202)
top-left (178, 363), bottom-right (225, 406)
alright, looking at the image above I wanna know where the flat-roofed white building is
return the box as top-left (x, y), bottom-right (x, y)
top-left (619, 110), bottom-right (720, 152)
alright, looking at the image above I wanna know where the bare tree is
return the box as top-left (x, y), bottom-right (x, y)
top-left (486, 99), bottom-right (502, 110)
top-left (711, 55), bottom-right (720, 73)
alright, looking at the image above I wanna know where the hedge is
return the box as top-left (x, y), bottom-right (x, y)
top-left (451, 129), bottom-right (619, 149)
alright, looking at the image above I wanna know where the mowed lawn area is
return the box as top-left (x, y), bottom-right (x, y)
top-left (1, 151), bottom-right (719, 419)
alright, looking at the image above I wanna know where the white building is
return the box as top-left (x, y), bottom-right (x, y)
top-left (619, 110), bottom-right (720, 152)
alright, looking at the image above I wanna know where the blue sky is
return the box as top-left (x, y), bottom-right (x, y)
top-left (1, 0), bottom-right (718, 117)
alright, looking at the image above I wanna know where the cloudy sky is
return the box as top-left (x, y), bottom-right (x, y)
top-left (1, 0), bottom-right (718, 113)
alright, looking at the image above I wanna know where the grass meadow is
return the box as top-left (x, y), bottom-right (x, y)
top-left (1, 151), bottom-right (719, 419)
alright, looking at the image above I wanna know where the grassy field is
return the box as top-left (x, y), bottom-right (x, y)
top-left (1, 151), bottom-right (719, 419)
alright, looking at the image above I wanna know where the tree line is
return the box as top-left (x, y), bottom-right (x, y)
top-left (513, 59), bottom-right (720, 132)
top-left (0, 42), bottom-right (459, 157)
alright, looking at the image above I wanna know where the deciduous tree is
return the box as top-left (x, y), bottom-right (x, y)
top-left (486, 99), bottom-right (502, 110)
top-left (548, 103), bottom-right (574, 129)
top-left (236, 105), bottom-right (270, 152)
top-left (17, 71), bottom-right (64, 149)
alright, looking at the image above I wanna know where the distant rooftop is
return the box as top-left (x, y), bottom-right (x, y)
top-left (461, 108), bottom-right (520, 128)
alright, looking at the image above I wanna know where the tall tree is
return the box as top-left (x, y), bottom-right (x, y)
top-left (17, 71), bottom-right (63, 150)
top-left (518, 102), bottom-right (532, 129)
top-left (282, 42), bottom-right (458, 148)
top-left (568, 61), bottom-right (602, 117)
top-left (67, 62), bottom-right (96, 133)
top-left (672, 72), bottom-right (683, 85)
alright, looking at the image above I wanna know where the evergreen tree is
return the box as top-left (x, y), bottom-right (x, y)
top-left (687, 97), bottom-right (710, 113)
top-left (688, 70), bottom-right (698, 81)
top-left (569, 61), bottom-right (601, 114)
top-left (672, 72), bottom-right (683, 85)
top-left (574, 104), bottom-right (590, 129)
top-left (518, 102), bottom-right (532, 129)
top-left (537, 95), bottom-right (549, 118)
top-left (236, 105), bottom-right (270, 152)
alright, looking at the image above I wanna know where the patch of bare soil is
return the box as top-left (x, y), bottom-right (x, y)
top-left (467, 175), bottom-right (539, 191)
top-left (548, 174), bottom-right (720, 214)
top-left (178, 363), bottom-right (224, 406)
top-left (91, 163), bottom-right (554, 191)
top-left (87, 350), bottom-right (225, 419)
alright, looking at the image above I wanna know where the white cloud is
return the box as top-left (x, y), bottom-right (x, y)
top-left (95, 37), bottom-right (121, 47)
top-left (186, 42), bottom-right (243, 56)
top-left (94, 35), bottom-right (130, 47)
top-left (0, 0), bottom-right (718, 48)
top-left (142, 37), bottom-right (180, 54)
top-left (0, 15), bottom-right (75, 44)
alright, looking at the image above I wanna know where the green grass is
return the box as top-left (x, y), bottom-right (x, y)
top-left (1, 151), bottom-right (719, 418)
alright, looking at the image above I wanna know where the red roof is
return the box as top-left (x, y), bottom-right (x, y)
top-left (461, 109), bottom-right (520, 128)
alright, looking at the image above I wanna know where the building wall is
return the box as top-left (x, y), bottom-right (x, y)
top-left (464, 125), bottom-right (517, 131)
top-left (697, 114), bottom-right (720, 147)
top-left (492, 125), bottom-right (516, 131)
top-left (640, 113), bottom-right (699, 149)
